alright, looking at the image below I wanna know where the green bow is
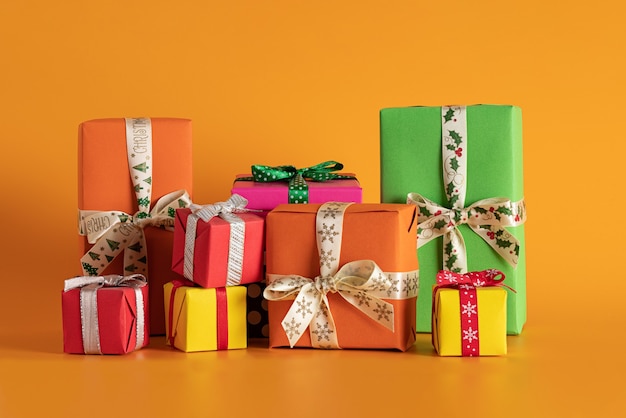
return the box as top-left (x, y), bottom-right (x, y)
top-left (244, 161), bottom-right (355, 203)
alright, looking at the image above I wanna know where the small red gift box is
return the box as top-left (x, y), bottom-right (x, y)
top-left (62, 274), bottom-right (149, 355)
top-left (171, 195), bottom-right (264, 288)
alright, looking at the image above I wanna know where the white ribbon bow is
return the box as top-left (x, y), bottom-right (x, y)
top-left (183, 194), bottom-right (249, 284)
top-left (263, 202), bottom-right (419, 349)
top-left (64, 274), bottom-right (147, 354)
top-left (408, 193), bottom-right (526, 270)
top-left (265, 260), bottom-right (420, 348)
top-left (79, 189), bottom-right (192, 277)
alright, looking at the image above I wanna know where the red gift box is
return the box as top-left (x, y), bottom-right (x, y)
top-left (62, 275), bottom-right (149, 354)
top-left (171, 203), bottom-right (264, 288)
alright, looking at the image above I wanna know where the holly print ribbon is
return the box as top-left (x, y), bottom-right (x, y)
top-left (78, 118), bottom-right (192, 277)
top-left (407, 106), bottom-right (526, 273)
top-left (434, 269), bottom-right (511, 357)
top-left (263, 202), bottom-right (419, 349)
top-left (245, 161), bottom-right (355, 203)
top-left (183, 194), bottom-right (250, 284)
top-left (64, 274), bottom-right (147, 354)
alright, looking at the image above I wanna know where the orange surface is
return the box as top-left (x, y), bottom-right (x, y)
top-left (1, 0), bottom-right (625, 417)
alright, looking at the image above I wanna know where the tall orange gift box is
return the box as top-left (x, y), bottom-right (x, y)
top-left (264, 203), bottom-right (419, 351)
top-left (77, 118), bottom-right (193, 335)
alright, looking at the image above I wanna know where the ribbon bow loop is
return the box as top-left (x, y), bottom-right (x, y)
top-left (248, 161), bottom-right (355, 204)
top-left (190, 194), bottom-right (249, 222)
top-left (265, 259), bottom-right (410, 348)
top-left (436, 269), bottom-right (507, 288)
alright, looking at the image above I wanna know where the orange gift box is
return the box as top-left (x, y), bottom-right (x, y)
top-left (265, 203), bottom-right (419, 351)
top-left (78, 118), bottom-right (193, 335)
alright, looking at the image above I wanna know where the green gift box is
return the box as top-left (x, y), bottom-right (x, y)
top-left (380, 105), bottom-right (526, 335)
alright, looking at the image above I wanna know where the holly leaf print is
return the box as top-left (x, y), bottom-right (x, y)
top-left (443, 108), bottom-right (455, 122)
top-left (495, 238), bottom-right (511, 248)
top-left (446, 181), bottom-right (456, 197)
top-left (448, 195), bottom-right (459, 207)
top-left (446, 144), bottom-right (456, 151)
top-left (449, 130), bottom-right (463, 146)
top-left (445, 241), bottom-right (454, 255)
top-left (449, 156), bottom-right (460, 171)
top-left (496, 206), bottom-right (513, 216)
top-left (419, 206), bottom-right (432, 218)
top-left (474, 207), bottom-right (488, 214)
top-left (434, 219), bottom-right (447, 230)
top-left (445, 254), bottom-right (458, 270)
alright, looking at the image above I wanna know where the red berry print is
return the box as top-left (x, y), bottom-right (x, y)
top-left (455, 148), bottom-right (463, 157)
top-left (487, 231), bottom-right (495, 240)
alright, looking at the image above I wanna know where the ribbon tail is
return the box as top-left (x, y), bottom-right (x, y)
top-left (133, 287), bottom-right (146, 350)
top-left (443, 228), bottom-right (467, 273)
top-left (80, 227), bottom-right (131, 276)
top-left (281, 283), bottom-right (318, 347)
top-left (309, 294), bottom-right (339, 349)
top-left (124, 230), bottom-right (147, 276)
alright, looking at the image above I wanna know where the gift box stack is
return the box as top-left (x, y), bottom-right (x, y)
top-left (62, 104), bottom-right (527, 357)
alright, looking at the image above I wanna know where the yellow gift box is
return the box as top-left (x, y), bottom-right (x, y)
top-left (433, 286), bottom-right (507, 356)
top-left (164, 282), bottom-right (247, 352)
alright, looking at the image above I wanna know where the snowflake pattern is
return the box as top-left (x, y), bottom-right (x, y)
top-left (319, 249), bottom-right (337, 270)
top-left (463, 327), bottom-right (478, 343)
top-left (311, 322), bottom-right (334, 342)
top-left (319, 206), bottom-right (342, 219)
top-left (461, 301), bottom-right (477, 317)
top-left (385, 278), bottom-right (400, 297)
top-left (315, 302), bottom-right (330, 319)
top-left (373, 302), bottom-right (392, 322)
top-left (353, 291), bottom-right (372, 307)
top-left (317, 223), bottom-right (340, 243)
top-left (283, 318), bottom-right (302, 340)
top-left (295, 299), bottom-right (313, 318)
top-left (370, 272), bottom-right (388, 290)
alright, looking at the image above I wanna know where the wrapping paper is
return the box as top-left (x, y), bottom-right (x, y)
top-left (62, 275), bottom-right (149, 354)
top-left (171, 204), bottom-right (264, 288)
top-left (380, 105), bottom-right (526, 334)
top-left (231, 174), bottom-right (362, 216)
top-left (264, 203), bottom-right (418, 350)
top-left (78, 117), bottom-right (193, 335)
top-left (433, 287), bottom-right (507, 356)
top-left (164, 281), bottom-right (247, 352)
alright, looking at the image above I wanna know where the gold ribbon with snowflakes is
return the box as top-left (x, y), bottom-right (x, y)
top-left (78, 118), bottom-right (192, 277)
top-left (407, 106), bottom-right (526, 273)
top-left (263, 202), bottom-right (419, 349)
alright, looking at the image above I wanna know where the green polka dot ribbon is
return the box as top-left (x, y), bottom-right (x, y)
top-left (244, 161), bottom-right (355, 204)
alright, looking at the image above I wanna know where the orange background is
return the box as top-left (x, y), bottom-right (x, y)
top-left (1, 1), bottom-right (625, 417)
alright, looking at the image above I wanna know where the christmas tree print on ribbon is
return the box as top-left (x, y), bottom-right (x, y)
top-left (79, 118), bottom-right (191, 277)
top-left (243, 161), bottom-right (355, 204)
top-left (407, 106), bottom-right (526, 273)
top-left (263, 202), bottom-right (419, 349)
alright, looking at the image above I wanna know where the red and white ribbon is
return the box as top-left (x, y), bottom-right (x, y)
top-left (434, 269), bottom-right (511, 356)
